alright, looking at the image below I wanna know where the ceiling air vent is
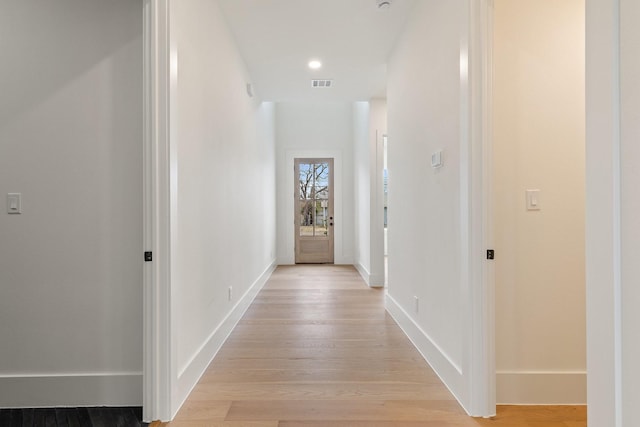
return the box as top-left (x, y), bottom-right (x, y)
top-left (311, 79), bottom-right (333, 88)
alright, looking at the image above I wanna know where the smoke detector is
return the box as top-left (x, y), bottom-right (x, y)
top-left (377, 0), bottom-right (393, 10)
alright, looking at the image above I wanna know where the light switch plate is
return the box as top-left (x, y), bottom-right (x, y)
top-left (7, 193), bottom-right (22, 214)
top-left (431, 150), bottom-right (443, 168)
top-left (526, 189), bottom-right (540, 211)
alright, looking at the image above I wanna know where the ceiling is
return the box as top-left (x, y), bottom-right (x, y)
top-left (216, 0), bottom-right (417, 102)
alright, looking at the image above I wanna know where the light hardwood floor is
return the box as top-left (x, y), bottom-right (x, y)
top-left (152, 265), bottom-right (586, 427)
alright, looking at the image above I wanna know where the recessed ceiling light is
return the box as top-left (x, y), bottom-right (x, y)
top-left (308, 60), bottom-right (322, 70)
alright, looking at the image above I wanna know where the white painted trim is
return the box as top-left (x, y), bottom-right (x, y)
top-left (460, 0), bottom-right (495, 418)
top-left (369, 122), bottom-right (386, 289)
top-left (354, 262), bottom-right (384, 288)
top-left (481, 0), bottom-right (496, 415)
top-left (368, 274), bottom-right (385, 288)
top-left (585, 0), bottom-right (622, 425)
top-left (458, 0), bottom-right (473, 411)
top-left (0, 373), bottom-right (142, 408)
top-left (172, 261), bottom-right (276, 419)
top-left (610, 1), bottom-right (622, 423)
top-left (142, 0), bottom-right (172, 422)
top-left (355, 262), bottom-right (371, 284)
top-left (385, 293), bottom-right (465, 409)
top-left (496, 371), bottom-right (587, 405)
top-left (469, 0), bottom-right (496, 417)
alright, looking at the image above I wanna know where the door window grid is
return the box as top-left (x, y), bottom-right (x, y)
top-left (299, 162), bottom-right (329, 237)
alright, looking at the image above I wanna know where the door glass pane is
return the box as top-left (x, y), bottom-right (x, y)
top-left (299, 163), bottom-right (313, 200)
top-left (298, 161), bottom-right (331, 237)
top-left (315, 185), bottom-right (328, 200)
top-left (316, 201), bottom-right (328, 236)
top-left (299, 200), bottom-right (314, 236)
top-left (315, 163), bottom-right (329, 185)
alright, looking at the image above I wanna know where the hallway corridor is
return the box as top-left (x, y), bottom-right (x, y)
top-left (153, 265), bottom-right (585, 426)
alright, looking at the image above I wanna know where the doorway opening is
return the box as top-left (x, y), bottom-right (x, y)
top-left (492, 0), bottom-right (586, 406)
top-left (383, 134), bottom-right (388, 286)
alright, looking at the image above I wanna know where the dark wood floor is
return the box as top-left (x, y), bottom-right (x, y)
top-left (0, 407), bottom-right (145, 427)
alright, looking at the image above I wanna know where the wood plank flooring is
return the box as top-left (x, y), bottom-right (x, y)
top-left (152, 265), bottom-right (586, 427)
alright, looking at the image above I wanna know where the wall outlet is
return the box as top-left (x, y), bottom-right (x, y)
top-left (414, 296), bottom-right (419, 313)
top-left (228, 286), bottom-right (233, 301)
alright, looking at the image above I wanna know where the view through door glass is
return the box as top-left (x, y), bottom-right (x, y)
top-left (295, 159), bottom-right (334, 264)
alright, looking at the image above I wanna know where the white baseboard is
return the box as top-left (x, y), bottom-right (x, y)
top-left (497, 371), bottom-right (587, 404)
top-left (277, 256), bottom-right (293, 265)
top-left (354, 262), bottom-right (370, 284)
top-left (0, 372), bottom-right (142, 408)
top-left (368, 273), bottom-right (385, 288)
top-left (355, 263), bottom-right (384, 288)
top-left (385, 293), bottom-right (468, 413)
top-left (173, 260), bottom-right (277, 419)
top-left (336, 256), bottom-right (354, 265)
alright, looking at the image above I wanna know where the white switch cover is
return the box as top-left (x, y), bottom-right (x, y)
top-left (7, 193), bottom-right (22, 214)
top-left (526, 189), bottom-right (540, 211)
top-left (431, 150), bottom-right (443, 168)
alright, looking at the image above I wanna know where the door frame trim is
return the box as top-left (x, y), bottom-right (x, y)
top-left (142, 0), bottom-right (172, 421)
top-left (370, 130), bottom-right (386, 287)
top-left (467, 0), bottom-right (495, 416)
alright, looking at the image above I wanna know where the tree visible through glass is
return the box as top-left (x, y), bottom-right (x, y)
top-left (299, 162), bottom-right (329, 237)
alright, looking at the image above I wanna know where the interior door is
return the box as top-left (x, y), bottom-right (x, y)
top-left (295, 158), bottom-right (334, 264)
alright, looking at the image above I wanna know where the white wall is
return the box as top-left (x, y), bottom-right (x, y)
top-left (368, 100), bottom-right (387, 287)
top-left (586, 0), bottom-right (640, 424)
top-left (0, 1), bottom-right (143, 406)
top-left (619, 0), bottom-right (640, 422)
top-left (386, 0), bottom-right (473, 412)
top-left (353, 99), bottom-right (387, 286)
top-left (493, 0), bottom-right (586, 404)
top-left (353, 102), bottom-right (371, 276)
top-left (275, 102), bottom-right (354, 265)
top-left (169, 0), bottom-right (276, 416)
